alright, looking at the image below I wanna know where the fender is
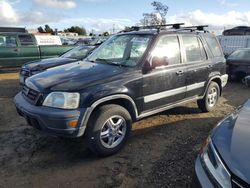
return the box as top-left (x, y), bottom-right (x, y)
top-left (76, 94), bottom-right (138, 136)
top-left (202, 74), bottom-right (227, 98)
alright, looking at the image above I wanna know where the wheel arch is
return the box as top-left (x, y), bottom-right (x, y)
top-left (80, 94), bottom-right (138, 135)
top-left (204, 76), bottom-right (222, 97)
top-left (91, 95), bottom-right (138, 121)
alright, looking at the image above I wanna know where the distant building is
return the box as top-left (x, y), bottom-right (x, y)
top-left (58, 32), bottom-right (78, 37)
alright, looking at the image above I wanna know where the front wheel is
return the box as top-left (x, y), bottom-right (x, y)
top-left (198, 81), bottom-right (220, 112)
top-left (85, 104), bottom-right (132, 157)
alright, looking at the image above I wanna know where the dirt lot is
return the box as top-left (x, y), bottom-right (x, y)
top-left (0, 72), bottom-right (249, 188)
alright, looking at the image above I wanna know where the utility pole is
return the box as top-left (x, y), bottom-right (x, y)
top-left (113, 24), bottom-right (115, 34)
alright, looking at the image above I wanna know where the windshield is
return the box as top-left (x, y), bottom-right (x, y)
top-left (60, 46), bottom-right (93, 59)
top-left (87, 34), bottom-right (152, 67)
top-left (228, 49), bottom-right (250, 60)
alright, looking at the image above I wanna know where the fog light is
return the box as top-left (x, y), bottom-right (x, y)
top-left (68, 120), bottom-right (78, 127)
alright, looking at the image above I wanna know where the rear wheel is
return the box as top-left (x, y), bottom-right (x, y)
top-left (85, 104), bottom-right (132, 157)
top-left (198, 81), bottom-right (220, 112)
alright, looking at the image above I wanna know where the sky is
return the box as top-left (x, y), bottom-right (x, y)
top-left (0, 0), bottom-right (250, 34)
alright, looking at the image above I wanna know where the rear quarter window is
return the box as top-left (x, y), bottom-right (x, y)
top-left (18, 35), bottom-right (34, 46)
top-left (204, 35), bottom-right (223, 57)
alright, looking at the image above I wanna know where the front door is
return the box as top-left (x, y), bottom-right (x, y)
top-left (142, 35), bottom-right (187, 112)
top-left (0, 34), bottom-right (20, 67)
top-left (17, 34), bottom-right (40, 66)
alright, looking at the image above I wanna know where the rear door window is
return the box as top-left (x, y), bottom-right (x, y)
top-left (182, 36), bottom-right (205, 62)
top-left (0, 35), bottom-right (17, 47)
top-left (18, 35), bottom-right (34, 46)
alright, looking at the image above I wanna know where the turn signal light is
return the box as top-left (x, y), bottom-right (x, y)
top-left (68, 120), bottom-right (78, 127)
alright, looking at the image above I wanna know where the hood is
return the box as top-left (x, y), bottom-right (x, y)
top-left (25, 60), bottom-right (128, 92)
top-left (212, 99), bottom-right (250, 184)
top-left (23, 57), bottom-right (77, 71)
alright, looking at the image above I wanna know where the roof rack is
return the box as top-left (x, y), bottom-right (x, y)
top-left (119, 23), bottom-right (209, 33)
top-left (176, 25), bottom-right (209, 33)
top-left (131, 23), bottom-right (185, 31)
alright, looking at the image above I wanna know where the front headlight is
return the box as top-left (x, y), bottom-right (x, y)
top-left (43, 92), bottom-right (80, 109)
top-left (200, 138), bottom-right (231, 188)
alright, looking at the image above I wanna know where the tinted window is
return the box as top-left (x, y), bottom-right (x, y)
top-left (228, 49), bottom-right (250, 60)
top-left (0, 35), bottom-right (17, 47)
top-left (152, 36), bottom-right (181, 65)
top-left (18, 35), bottom-right (34, 46)
top-left (183, 36), bottom-right (203, 62)
top-left (204, 36), bottom-right (222, 57)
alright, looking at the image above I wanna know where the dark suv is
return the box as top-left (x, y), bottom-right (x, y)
top-left (14, 24), bottom-right (228, 156)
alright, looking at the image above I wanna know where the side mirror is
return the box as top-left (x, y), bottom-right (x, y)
top-left (151, 56), bottom-right (169, 69)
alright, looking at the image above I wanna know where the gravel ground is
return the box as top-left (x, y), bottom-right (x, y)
top-left (0, 72), bottom-right (249, 188)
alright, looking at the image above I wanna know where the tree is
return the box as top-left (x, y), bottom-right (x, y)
top-left (37, 26), bottom-right (44, 33)
top-left (64, 26), bottom-right (86, 36)
top-left (152, 1), bottom-right (169, 24)
top-left (44, 24), bottom-right (54, 34)
top-left (102, 31), bottom-right (109, 36)
top-left (140, 1), bottom-right (169, 26)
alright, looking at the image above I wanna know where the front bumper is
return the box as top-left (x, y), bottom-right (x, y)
top-left (14, 92), bottom-right (87, 137)
top-left (193, 156), bottom-right (214, 188)
top-left (221, 74), bottom-right (228, 87)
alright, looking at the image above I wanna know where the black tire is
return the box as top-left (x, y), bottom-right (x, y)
top-left (198, 81), bottom-right (220, 112)
top-left (85, 104), bottom-right (132, 157)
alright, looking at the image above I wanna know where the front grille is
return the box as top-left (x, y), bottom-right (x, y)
top-left (22, 85), bottom-right (41, 104)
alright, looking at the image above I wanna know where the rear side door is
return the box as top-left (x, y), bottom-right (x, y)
top-left (17, 34), bottom-right (40, 65)
top-left (142, 34), bottom-right (187, 112)
top-left (181, 35), bottom-right (210, 98)
top-left (0, 34), bottom-right (20, 67)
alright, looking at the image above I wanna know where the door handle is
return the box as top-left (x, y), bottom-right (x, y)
top-left (176, 70), bottom-right (184, 75)
top-left (14, 48), bottom-right (20, 52)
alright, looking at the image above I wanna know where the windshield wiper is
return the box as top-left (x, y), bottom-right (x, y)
top-left (87, 58), bottom-right (129, 67)
top-left (95, 58), bottom-right (127, 67)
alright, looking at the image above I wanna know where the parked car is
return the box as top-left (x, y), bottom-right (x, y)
top-left (226, 48), bottom-right (250, 81)
top-left (19, 45), bottom-right (97, 84)
top-left (74, 38), bottom-right (93, 45)
top-left (243, 75), bottom-right (250, 87)
top-left (14, 24), bottom-right (228, 156)
top-left (0, 32), bottom-right (75, 68)
top-left (223, 26), bottom-right (250, 36)
top-left (193, 99), bottom-right (250, 187)
top-left (75, 37), bottom-right (107, 46)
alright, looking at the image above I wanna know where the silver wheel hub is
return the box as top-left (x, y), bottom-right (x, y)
top-left (207, 87), bottom-right (218, 107)
top-left (100, 115), bottom-right (127, 149)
